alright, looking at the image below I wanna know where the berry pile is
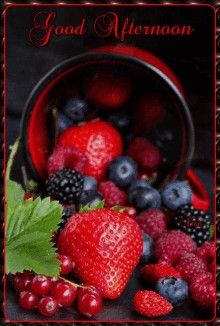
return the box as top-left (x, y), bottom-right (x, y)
top-left (16, 72), bottom-right (214, 319)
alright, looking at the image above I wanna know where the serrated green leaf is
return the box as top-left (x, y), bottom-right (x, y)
top-left (209, 224), bottom-right (214, 241)
top-left (6, 179), bottom-right (25, 210)
top-left (6, 235), bottom-right (59, 275)
top-left (6, 197), bottom-right (63, 277)
top-left (79, 200), bottom-right (105, 213)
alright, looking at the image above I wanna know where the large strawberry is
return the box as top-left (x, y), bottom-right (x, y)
top-left (58, 208), bottom-right (143, 299)
top-left (57, 120), bottom-right (123, 181)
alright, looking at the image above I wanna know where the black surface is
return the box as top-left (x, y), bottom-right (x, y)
top-left (5, 4), bottom-right (215, 321)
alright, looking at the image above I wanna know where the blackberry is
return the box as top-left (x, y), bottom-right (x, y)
top-left (45, 168), bottom-right (84, 204)
top-left (58, 205), bottom-right (76, 233)
top-left (174, 205), bottom-right (211, 246)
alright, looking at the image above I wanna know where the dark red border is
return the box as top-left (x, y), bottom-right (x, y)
top-left (3, 3), bottom-right (217, 323)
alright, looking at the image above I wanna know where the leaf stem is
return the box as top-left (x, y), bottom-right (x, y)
top-left (6, 138), bottom-right (20, 180)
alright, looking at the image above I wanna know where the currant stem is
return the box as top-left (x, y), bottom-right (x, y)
top-left (58, 276), bottom-right (86, 288)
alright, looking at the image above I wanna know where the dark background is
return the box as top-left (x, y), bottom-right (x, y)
top-left (5, 5), bottom-right (215, 321)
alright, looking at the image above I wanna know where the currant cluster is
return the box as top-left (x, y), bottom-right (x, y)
top-left (14, 254), bottom-right (103, 318)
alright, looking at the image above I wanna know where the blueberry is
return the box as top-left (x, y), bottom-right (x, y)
top-left (129, 179), bottom-right (151, 193)
top-left (129, 187), bottom-right (161, 210)
top-left (83, 176), bottom-right (97, 192)
top-left (57, 113), bottom-right (72, 132)
top-left (108, 112), bottom-right (130, 131)
top-left (156, 277), bottom-right (188, 306)
top-left (142, 233), bottom-right (153, 263)
top-left (108, 156), bottom-right (138, 187)
top-left (129, 179), bottom-right (151, 204)
top-left (161, 181), bottom-right (192, 210)
top-left (79, 190), bottom-right (103, 207)
top-left (62, 97), bottom-right (88, 122)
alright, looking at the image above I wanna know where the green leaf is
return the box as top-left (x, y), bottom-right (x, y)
top-left (6, 179), bottom-right (25, 210)
top-left (79, 200), bottom-right (105, 213)
top-left (209, 224), bottom-right (214, 241)
top-left (6, 197), bottom-right (63, 277)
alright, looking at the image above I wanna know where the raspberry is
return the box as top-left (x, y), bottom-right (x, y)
top-left (190, 273), bottom-right (215, 309)
top-left (134, 95), bottom-right (166, 132)
top-left (98, 181), bottom-right (127, 207)
top-left (127, 137), bottom-right (161, 172)
top-left (133, 290), bottom-right (173, 317)
top-left (154, 230), bottom-right (197, 265)
top-left (210, 260), bottom-right (215, 276)
top-left (196, 241), bottom-right (215, 265)
top-left (48, 146), bottom-right (87, 175)
top-left (176, 253), bottom-right (208, 283)
top-left (190, 272), bottom-right (213, 285)
top-left (141, 262), bottom-right (181, 284)
top-left (136, 209), bottom-right (166, 240)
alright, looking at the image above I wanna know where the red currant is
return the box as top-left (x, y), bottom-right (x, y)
top-left (31, 275), bottom-right (52, 295)
top-left (77, 285), bottom-right (102, 297)
top-left (51, 281), bottom-right (77, 307)
top-left (58, 254), bottom-right (75, 275)
top-left (50, 276), bottom-right (59, 284)
top-left (14, 272), bottom-right (33, 292)
top-left (19, 291), bottom-right (38, 310)
top-left (38, 296), bottom-right (58, 317)
top-left (77, 286), bottom-right (103, 317)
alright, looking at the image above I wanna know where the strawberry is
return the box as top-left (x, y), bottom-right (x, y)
top-left (86, 72), bottom-right (133, 109)
top-left (133, 290), bottom-right (173, 317)
top-left (141, 262), bottom-right (181, 285)
top-left (58, 208), bottom-right (143, 299)
top-left (57, 120), bottom-right (123, 181)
